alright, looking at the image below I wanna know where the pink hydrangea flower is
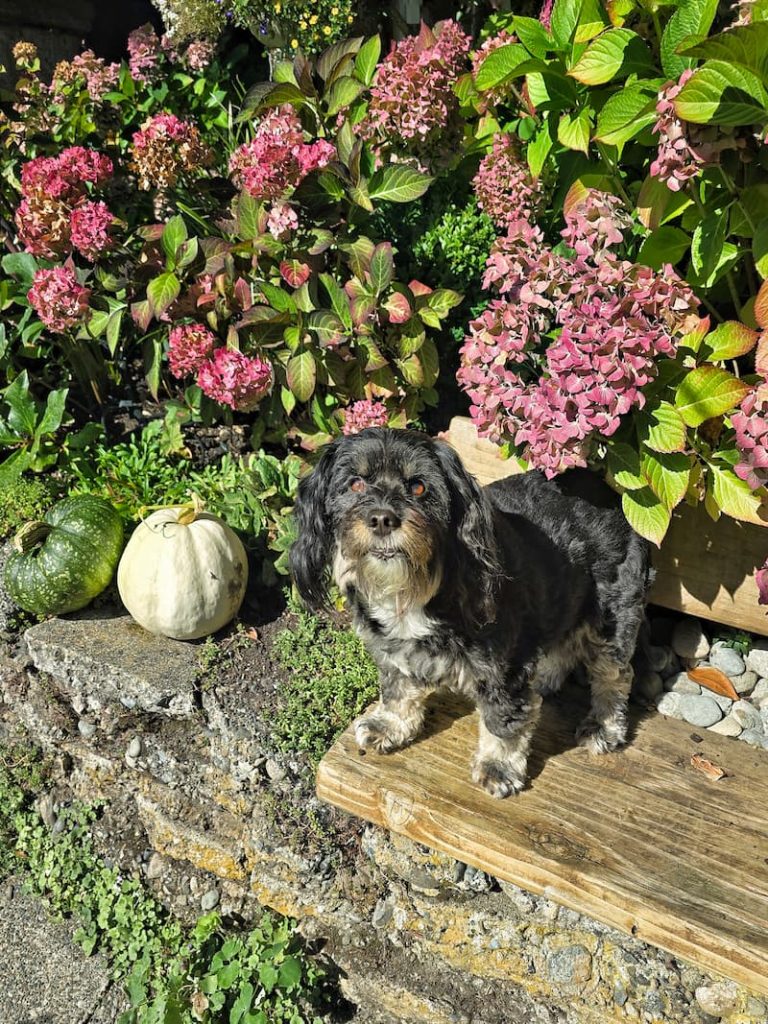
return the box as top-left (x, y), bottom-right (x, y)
top-left (363, 20), bottom-right (470, 166)
top-left (651, 71), bottom-right (718, 191)
top-left (27, 266), bottom-right (91, 333)
top-left (561, 189), bottom-right (631, 257)
top-left (70, 201), bottom-right (114, 261)
top-left (20, 147), bottom-right (112, 201)
top-left (473, 135), bottom-right (544, 229)
top-left (197, 349), bottom-right (273, 411)
top-left (184, 39), bottom-right (216, 71)
top-left (131, 112), bottom-right (211, 190)
top-left (229, 107), bottom-right (334, 200)
top-left (471, 30), bottom-right (517, 112)
top-left (167, 323), bottom-right (217, 378)
top-left (342, 399), bottom-right (389, 435)
top-left (732, 385), bottom-right (768, 490)
top-left (128, 23), bottom-right (161, 82)
top-left (540, 0), bottom-right (554, 30)
top-left (266, 201), bottom-right (299, 239)
top-left (755, 562), bottom-right (768, 605)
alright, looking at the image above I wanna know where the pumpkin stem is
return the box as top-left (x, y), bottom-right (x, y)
top-left (13, 520), bottom-right (52, 553)
top-left (176, 507), bottom-right (198, 526)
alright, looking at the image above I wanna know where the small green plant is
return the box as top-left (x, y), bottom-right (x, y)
top-left (412, 201), bottom-right (497, 292)
top-left (0, 743), bottom-right (335, 1024)
top-left (273, 612), bottom-right (379, 765)
top-left (0, 473), bottom-right (57, 539)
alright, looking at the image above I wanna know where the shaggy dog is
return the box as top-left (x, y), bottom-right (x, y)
top-left (290, 428), bottom-right (651, 798)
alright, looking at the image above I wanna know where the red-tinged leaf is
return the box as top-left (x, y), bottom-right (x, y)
top-left (680, 315), bottom-right (711, 352)
top-left (369, 242), bottom-right (394, 294)
top-left (279, 260), bottom-right (312, 288)
top-left (233, 277), bottom-right (253, 310)
top-left (344, 277), bottom-right (370, 300)
top-left (350, 295), bottom-right (376, 328)
top-left (383, 292), bottom-right (411, 324)
top-left (408, 279), bottom-right (432, 297)
top-left (131, 299), bottom-right (153, 332)
top-left (755, 279), bottom-right (768, 329)
top-left (136, 224), bottom-right (165, 241)
top-left (701, 320), bottom-right (759, 361)
top-left (756, 331), bottom-right (768, 375)
top-left (687, 666), bottom-right (739, 700)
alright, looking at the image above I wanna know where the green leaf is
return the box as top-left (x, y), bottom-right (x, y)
top-left (326, 75), bottom-right (366, 117)
top-left (38, 387), bottom-right (68, 437)
top-left (639, 402), bottom-right (688, 453)
top-left (1, 252), bottom-right (38, 285)
top-left (286, 351), bottom-right (316, 402)
top-left (660, 0), bottom-right (718, 79)
top-left (260, 282), bottom-right (295, 313)
top-left (146, 273), bottom-right (180, 318)
top-left (475, 43), bottom-right (531, 90)
top-left (105, 308), bottom-right (124, 356)
top-left (161, 215), bottom-right (187, 266)
top-left (369, 243), bottom-right (394, 294)
top-left (368, 165), bottom-right (433, 203)
top-left (421, 337), bottom-right (439, 388)
top-left (349, 181), bottom-right (374, 212)
top-left (700, 320), bottom-right (759, 360)
top-left (574, 0), bottom-right (609, 42)
top-left (557, 110), bottom-right (591, 153)
top-left (236, 192), bottom-right (263, 241)
top-left (636, 226), bottom-right (691, 270)
top-left (621, 487), bottom-right (671, 545)
top-left (607, 442), bottom-right (645, 490)
top-left (143, 336), bottom-right (163, 401)
top-left (641, 450), bottom-right (692, 510)
top-left (551, 0), bottom-right (583, 48)
top-left (527, 120), bottom-right (554, 178)
top-left (708, 463), bottom-right (768, 524)
top-left (278, 956), bottom-right (302, 989)
top-left (308, 309), bottom-right (346, 346)
top-left (316, 37), bottom-right (363, 81)
top-left (512, 16), bottom-right (554, 58)
top-left (568, 29), bottom-right (651, 85)
top-left (636, 175), bottom-right (693, 231)
top-left (258, 962), bottom-right (279, 993)
top-left (354, 35), bottom-right (381, 86)
top-left (675, 365), bottom-right (751, 426)
top-left (690, 209), bottom-right (729, 285)
top-left (319, 273), bottom-right (352, 328)
top-left (679, 22), bottom-right (768, 87)
top-left (425, 288), bottom-right (463, 317)
top-left (753, 220), bottom-right (768, 278)
top-left (594, 83), bottom-right (659, 147)
top-left (674, 61), bottom-right (768, 125)
top-left (3, 371), bottom-right (37, 436)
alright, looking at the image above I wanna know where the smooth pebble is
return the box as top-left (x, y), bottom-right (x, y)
top-left (746, 643), bottom-right (768, 678)
top-left (677, 694), bottom-right (722, 728)
top-left (709, 643), bottom-right (745, 678)
top-left (663, 672), bottom-right (701, 695)
top-left (671, 619), bottom-right (709, 660)
top-left (732, 670), bottom-right (758, 696)
top-left (707, 713), bottom-right (743, 737)
top-left (732, 700), bottom-right (763, 732)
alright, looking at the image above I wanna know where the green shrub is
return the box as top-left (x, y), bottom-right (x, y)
top-left (412, 202), bottom-right (497, 292)
top-left (0, 475), bottom-right (56, 540)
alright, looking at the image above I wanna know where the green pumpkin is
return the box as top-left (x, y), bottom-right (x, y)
top-left (4, 495), bottom-right (124, 616)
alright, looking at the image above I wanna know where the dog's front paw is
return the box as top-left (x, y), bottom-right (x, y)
top-left (471, 756), bottom-right (525, 799)
top-left (575, 717), bottom-right (626, 755)
top-left (354, 712), bottom-right (409, 754)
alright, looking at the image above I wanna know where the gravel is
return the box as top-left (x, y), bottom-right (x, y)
top-left (733, 670), bottom-right (759, 696)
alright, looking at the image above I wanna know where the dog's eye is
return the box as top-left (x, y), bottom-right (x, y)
top-left (410, 478), bottom-right (427, 497)
top-left (350, 477), bottom-right (367, 493)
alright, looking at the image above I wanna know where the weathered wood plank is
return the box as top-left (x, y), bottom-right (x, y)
top-left (444, 416), bottom-right (768, 637)
top-left (317, 692), bottom-right (768, 996)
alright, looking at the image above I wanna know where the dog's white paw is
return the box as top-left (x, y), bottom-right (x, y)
top-left (471, 756), bottom-right (526, 799)
top-left (354, 713), bottom-right (406, 754)
top-left (575, 717), bottom-right (626, 755)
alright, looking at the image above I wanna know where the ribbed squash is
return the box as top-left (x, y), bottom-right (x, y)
top-left (4, 495), bottom-right (124, 615)
top-left (117, 507), bottom-right (248, 640)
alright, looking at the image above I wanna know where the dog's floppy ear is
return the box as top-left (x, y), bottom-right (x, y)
top-left (433, 440), bottom-right (502, 629)
top-left (289, 438), bottom-right (341, 609)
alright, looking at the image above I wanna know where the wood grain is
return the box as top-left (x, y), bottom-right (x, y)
top-left (317, 691), bottom-right (768, 995)
top-left (444, 416), bottom-right (768, 637)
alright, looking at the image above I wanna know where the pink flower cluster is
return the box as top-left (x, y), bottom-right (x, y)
top-left (27, 266), bottom-right (91, 333)
top-left (266, 202), bottom-right (299, 239)
top-left (127, 23), bottom-right (161, 83)
top-left (651, 71), bottom-right (718, 191)
top-left (363, 20), bottom-right (470, 165)
top-left (732, 385), bottom-right (768, 490)
top-left (131, 112), bottom-right (211, 190)
top-left (458, 203), bottom-right (699, 476)
top-left (168, 323), bottom-right (272, 412)
top-left (471, 29), bottom-right (517, 112)
top-left (184, 39), bottom-right (216, 71)
top-left (229, 106), bottom-right (335, 200)
top-left (342, 399), bottom-right (389, 435)
top-left (52, 50), bottom-right (119, 103)
top-left (561, 189), bottom-right (631, 258)
top-left (197, 348), bottom-right (273, 412)
top-left (472, 134), bottom-right (543, 229)
top-left (539, 0), bottom-right (554, 30)
top-left (15, 147), bottom-right (114, 260)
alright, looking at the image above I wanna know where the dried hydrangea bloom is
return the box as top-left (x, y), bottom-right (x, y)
top-left (12, 40), bottom-right (38, 67)
top-left (651, 71), bottom-right (718, 191)
top-left (197, 348), bottom-right (273, 411)
top-left (342, 399), bottom-right (389, 435)
top-left (184, 39), bottom-right (216, 71)
top-left (27, 266), bottom-right (91, 333)
top-left (131, 112), bottom-right (212, 190)
top-left (473, 135), bottom-right (544, 229)
top-left (167, 323), bottom-right (217, 378)
top-left (127, 23), bottom-right (162, 82)
top-left (52, 50), bottom-right (120, 102)
top-left (15, 194), bottom-right (71, 258)
top-left (561, 189), bottom-right (631, 258)
top-left (732, 385), bottom-right (768, 490)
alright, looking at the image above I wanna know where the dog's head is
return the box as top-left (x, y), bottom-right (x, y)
top-left (290, 428), bottom-right (501, 629)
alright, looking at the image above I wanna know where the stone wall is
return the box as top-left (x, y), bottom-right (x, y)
top-left (0, 611), bottom-right (766, 1024)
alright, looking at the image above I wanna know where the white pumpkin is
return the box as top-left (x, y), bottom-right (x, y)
top-left (117, 507), bottom-right (248, 640)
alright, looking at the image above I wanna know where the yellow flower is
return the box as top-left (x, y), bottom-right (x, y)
top-left (274, 2), bottom-right (281, 11)
top-left (347, 14), bottom-right (353, 22)
top-left (331, 5), bottom-right (339, 13)
top-left (291, 37), bottom-right (299, 48)
top-left (323, 24), bottom-right (331, 34)
top-left (309, 14), bottom-right (318, 24)
top-left (300, 19), bottom-right (307, 28)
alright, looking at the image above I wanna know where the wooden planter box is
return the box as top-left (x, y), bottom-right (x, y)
top-left (445, 416), bottom-right (768, 637)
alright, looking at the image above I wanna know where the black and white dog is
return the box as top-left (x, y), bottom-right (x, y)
top-left (290, 428), bottom-right (651, 798)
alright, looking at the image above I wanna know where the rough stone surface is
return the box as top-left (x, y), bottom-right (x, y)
top-left (709, 644), bottom-right (746, 678)
top-left (677, 695), bottom-right (723, 728)
top-left (739, 728), bottom-right (768, 748)
top-left (733, 670), bottom-right (758, 696)
top-left (672, 620), bottom-right (710, 661)
top-left (0, 879), bottom-right (111, 1024)
top-left (751, 678), bottom-right (768, 703)
top-left (695, 981), bottom-right (740, 1016)
top-left (655, 691), bottom-right (683, 719)
top-left (732, 700), bottom-right (764, 733)
top-left (24, 614), bottom-right (199, 719)
top-left (0, 543), bottom-right (18, 637)
top-left (664, 672), bottom-right (701, 695)
top-left (746, 643), bottom-right (768, 678)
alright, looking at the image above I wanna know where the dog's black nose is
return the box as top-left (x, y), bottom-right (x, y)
top-left (368, 509), bottom-right (401, 536)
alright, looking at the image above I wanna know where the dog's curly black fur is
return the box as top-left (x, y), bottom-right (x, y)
top-left (290, 428), bottom-right (652, 798)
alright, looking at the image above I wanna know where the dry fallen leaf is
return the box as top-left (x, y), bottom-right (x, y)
top-left (691, 753), bottom-right (727, 781)
top-left (245, 627), bottom-right (260, 641)
top-left (687, 665), bottom-right (739, 701)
